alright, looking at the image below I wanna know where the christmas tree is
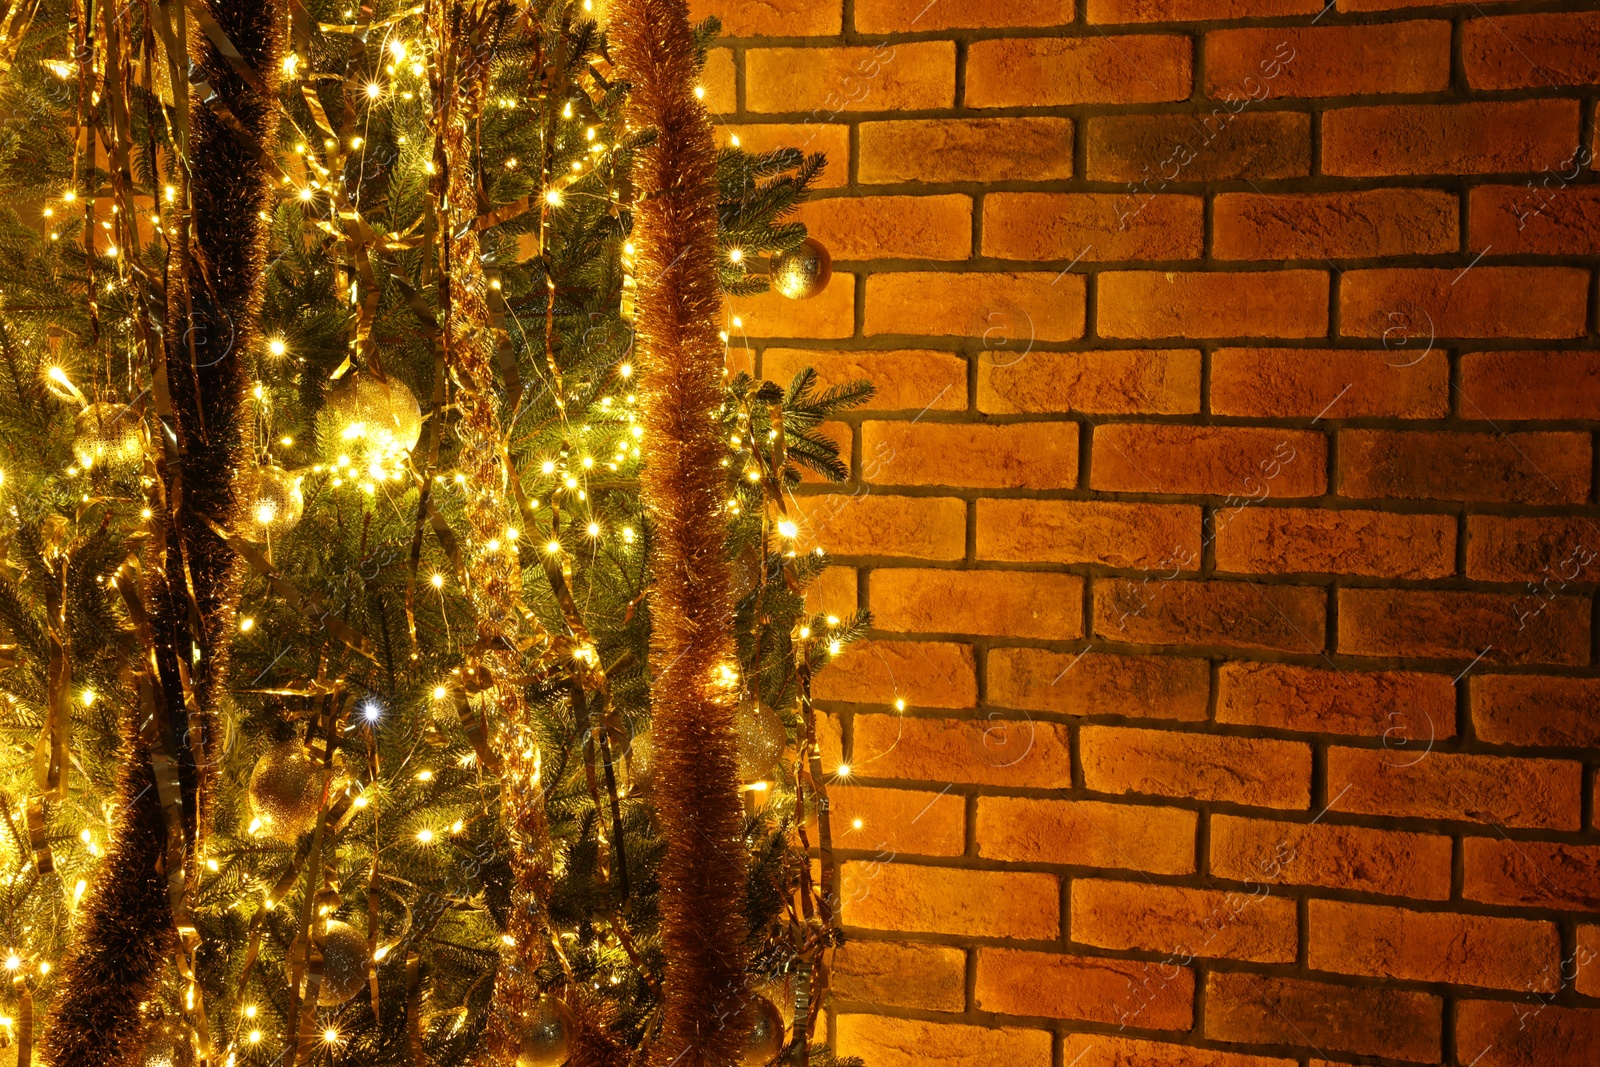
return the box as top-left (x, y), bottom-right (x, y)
top-left (0, 2), bottom-right (869, 1066)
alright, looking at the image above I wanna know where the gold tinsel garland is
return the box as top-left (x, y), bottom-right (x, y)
top-left (424, 3), bottom-right (559, 1063)
top-left (609, 1), bottom-right (751, 1065)
top-left (39, 3), bottom-right (283, 1066)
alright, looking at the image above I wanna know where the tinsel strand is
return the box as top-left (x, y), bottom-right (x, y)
top-left (40, 3), bottom-right (282, 1064)
top-left (424, 2), bottom-right (558, 1060)
top-left (609, 1), bottom-right (750, 1064)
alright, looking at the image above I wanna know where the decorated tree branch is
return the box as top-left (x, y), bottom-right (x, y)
top-left (0, 4), bottom-right (869, 1067)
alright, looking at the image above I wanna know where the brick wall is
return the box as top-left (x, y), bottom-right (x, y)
top-left (692, 0), bottom-right (1600, 1063)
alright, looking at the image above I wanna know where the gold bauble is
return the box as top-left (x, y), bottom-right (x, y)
top-left (244, 464), bottom-right (304, 532)
top-left (318, 372), bottom-right (422, 474)
top-left (286, 919), bottom-right (371, 1007)
top-left (142, 1023), bottom-right (181, 1067)
top-left (624, 729), bottom-right (653, 793)
top-left (734, 700), bottom-right (786, 782)
top-left (247, 739), bottom-right (324, 840)
top-left (72, 402), bottom-right (142, 470)
top-left (733, 994), bottom-right (785, 1067)
top-left (515, 995), bottom-right (576, 1067)
top-left (770, 238), bottom-right (832, 300)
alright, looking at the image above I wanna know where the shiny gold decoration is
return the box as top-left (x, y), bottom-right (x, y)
top-left (319, 371), bottom-right (422, 479)
top-left (245, 464), bottom-right (304, 532)
top-left (769, 238), bottom-right (831, 300)
top-left (514, 995), bottom-right (577, 1067)
top-left (287, 919), bottom-right (371, 1007)
top-left (246, 739), bottom-right (324, 840)
top-left (733, 700), bottom-right (785, 782)
top-left (71, 402), bottom-right (142, 470)
top-left (612, 0), bottom-right (751, 1062)
top-left (733, 995), bottom-right (785, 1067)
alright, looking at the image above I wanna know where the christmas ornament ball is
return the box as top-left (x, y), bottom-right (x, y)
top-left (515, 995), bottom-right (577, 1067)
top-left (319, 371), bottom-right (422, 466)
top-left (142, 1024), bottom-right (180, 1067)
top-left (733, 994), bottom-right (785, 1067)
top-left (624, 729), bottom-right (653, 793)
top-left (247, 739), bottom-right (324, 840)
top-left (286, 919), bottom-right (371, 1006)
top-left (770, 238), bottom-right (831, 300)
top-left (72, 402), bottom-right (142, 470)
top-left (245, 463), bottom-right (305, 532)
top-left (733, 700), bottom-right (786, 782)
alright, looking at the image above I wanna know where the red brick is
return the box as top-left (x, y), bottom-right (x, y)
top-left (1210, 347), bottom-right (1449, 419)
top-left (832, 940), bottom-right (966, 1012)
top-left (1210, 815), bottom-right (1452, 900)
top-left (1089, 0), bottom-right (1320, 22)
top-left (746, 43), bottom-right (955, 114)
top-left (727, 272), bottom-right (854, 339)
top-left (978, 796), bottom-right (1197, 874)
top-left (762, 348), bottom-right (965, 414)
top-left (1337, 0), bottom-right (1454, 10)
top-left (703, 49), bottom-right (736, 113)
top-left (857, 0), bottom-right (1074, 31)
top-left (814, 639), bottom-right (977, 708)
top-left (1098, 270), bottom-right (1328, 340)
top-left (689, 0), bottom-right (840, 36)
top-left (1214, 189), bottom-right (1459, 261)
top-left (1328, 747), bottom-right (1583, 830)
top-left (871, 569), bottom-right (1083, 640)
top-left (977, 947), bottom-right (1192, 1030)
top-left (1205, 972), bottom-right (1442, 1062)
top-left (1466, 516), bottom-right (1600, 584)
top-left (1464, 12), bottom-right (1600, 90)
top-left (1214, 507), bottom-right (1456, 579)
top-left (1207, 23), bottom-right (1450, 99)
top-left (988, 648), bottom-right (1210, 721)
top-left (862, 421), bottom-right (1078, 489)
top-left (866, 271), bottom-right (1086, 341)
top-left (977, 499), bottom-right (1202, 570)
top-left (792, 494), bottom-right (965, 561)
top-left (982, 192), bottom-right (1203, 262)
top-left (1464, 838), bottom-right (1600, 911)
top-left (859, 117), bottom-right (1073, 184)
top-left (967, 35), bottom-right (1192, 108)
top-left (715, 123), bottom-right (850, 187)
top-left (1337, 587), bottom-right (1590, 666)
top-left (851, 713), bottom-right (1073, 789)
top-left (1471, 674), bottom-right (1600, 748)
top-left (832, 785), bottom-right (965, 857)
top-left (1470, 185), bottom-right (1600, 256)
top-left (1340, 267), bottom-right (1589, 340)
top-left (794, 195), bottom-right (970, 261)
top-left (1338, 429), bottom-right (1591, 505)
top-left (1582, 927), bottom-right (1600, 997)
top-left (1460, 350), bottom-right (1600, 419)
top-left (836, 1016), bottom-right (1051, 1067)
top-left (1217, 662), bottom-right (1457, 739)
top-left (1097, 579), bottom-right (1327, 656)
top-left (979, 349), bottom-right (1199, 416)
top-left (1093, 425), bottom-right (1326, 498)
top-left (1062, 1036), bottom-right (1294, 1067)
top-left (840, 862), bottom-right (1058, 938)
top-left (805, 565), bottom-right (857, 618)
top-left (1309, 900), bottom-right (1560, 992)
top-left (1081, 726), bottom-right (1312, 808)
top-left (1323, 100), bottom-right (1582, 177)
top-left (1457, 1001), bottom-right (1600, 1067)
top-left (1073, 879), bottom-right (1297, 963)
top-left (1085, 112), bottom-right (1310, 182)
